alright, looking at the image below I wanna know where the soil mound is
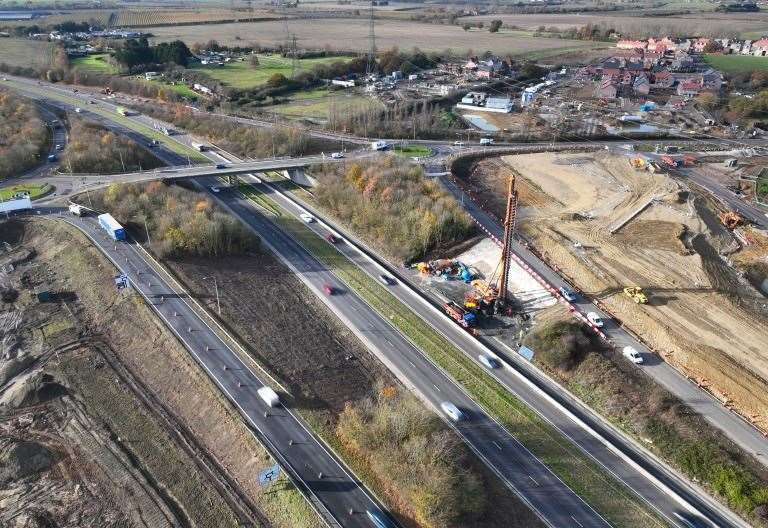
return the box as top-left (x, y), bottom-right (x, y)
top-left (0, 441), bottom-right (54, 482)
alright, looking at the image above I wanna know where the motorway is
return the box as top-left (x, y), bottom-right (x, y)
top-left (43, 208), bottom-right (394, 528)
top-left (250, 175), bottom-right (750, 528)
top-left (2, 75), bottom-right (766, 527)
top-left (202, 174), bottom-right (615, 528)
top-left (438, 174), bottom-right (768, 469)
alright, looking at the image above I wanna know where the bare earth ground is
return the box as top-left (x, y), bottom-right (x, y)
top-left (0, 218), bottom-right (319, 528)
top-left (147, 18), bottom-right (609, 55)
top-left (467, 152), bottom-right (768, 431)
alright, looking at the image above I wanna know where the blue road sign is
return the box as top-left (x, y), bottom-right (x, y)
top-left (259, 464), bottom-right (280, 486)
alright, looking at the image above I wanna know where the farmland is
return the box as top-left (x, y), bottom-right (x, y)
top-left (111, 8), bottom-right (277, 27)
top-left (704, 53), bottom-right (768, 73)
top-left (71, 53), bottom-right (118, 74)
top-left (269, 88), bottom-right (383, 121)
top-left (0, 38), bottom-right (55, 69)
top-left (190, 54), bottom-right (347, 88)
top-left (149, 19), bottom-right (612, 55)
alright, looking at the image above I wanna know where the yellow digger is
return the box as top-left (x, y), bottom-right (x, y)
top-left (623, 287), bottom-right (648, 304)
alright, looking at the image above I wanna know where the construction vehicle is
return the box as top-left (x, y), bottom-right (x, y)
top-left (661, 155), bottom-right (681, 168)
top-left (414, 259), bottom-right (474, 282)
top-left (682, 155), bottom-right (697, 167)
top-left (629, 157), bottom-right (646, 170)
top-left (622, 287), bottom-right (648, 304)
top-left (443, 301), bottom-right (477, 329)
top-left (100, 87), bottom-right (113, 95)
top-left (719, 211), bottom-right (743, 230)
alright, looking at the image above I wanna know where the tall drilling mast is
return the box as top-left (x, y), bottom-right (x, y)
top-left (365, 0), bottom-right (377, 76)
top-left (497, 173), bottom-right (518, 310)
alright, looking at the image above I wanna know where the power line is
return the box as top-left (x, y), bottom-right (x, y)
top-left (366, 1), bottom-right (376, 77)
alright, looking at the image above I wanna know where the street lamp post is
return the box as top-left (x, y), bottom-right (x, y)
top-left (202, 275), bottom-right (221, 315)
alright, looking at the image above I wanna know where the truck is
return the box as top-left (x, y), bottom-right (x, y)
top-left (371, 140), bottom-right (388, 151)
top-left (479, 137), bottom-right (494, 146)
top-left (192, 141), bottom-right (208, 152)
top-left (0, 197), bottom-right (32, 215)
top-left (443, 301), bottom-right (477, 329)
top-left (257, 386), bottom-right (280, 407)
top-left (68, 203), bottom-right (86, 216)
top-left (98, 213), bottom-right (126, 241)
top-left (661, 155), bottom-right (681, 168)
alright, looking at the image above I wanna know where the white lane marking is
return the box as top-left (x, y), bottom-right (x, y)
top-left (571, 515), bottom-right (584, 527)
top-left (529, 475), bottom-right (539, 486)
top-left (493, 441), bottom-right (503, 451)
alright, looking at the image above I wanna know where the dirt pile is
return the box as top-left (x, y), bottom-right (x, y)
top-left (0, 371), bottom-right (67, 409)
top-left (467, 151), bottom-right (768, 432)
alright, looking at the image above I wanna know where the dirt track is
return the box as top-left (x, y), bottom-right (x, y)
top-left (468, 152), bottom-right (768, 431)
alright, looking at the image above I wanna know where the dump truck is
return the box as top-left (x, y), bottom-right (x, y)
top-left (443, 301), bottom-right (477, 328)
top-left (682, 155), bottom-right (697, 167)
top-left (629, 157), bottom-right (646, 170)
top-left (661, 155), bottom-right (681, 168)
top-left (623, 286), bottom-right (648, 304)
top-left (98, 213), bottom-right (126, 241)
top-left (257, 386), bottom-right (280, 407)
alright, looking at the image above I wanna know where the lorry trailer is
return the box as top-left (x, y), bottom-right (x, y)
top-left (257, 386), bottom-right (280, 407)
top-left (0, 197), bottom-right (32, 215)
top-left (98, 213), bottom-right (126, 241)
top-left (443, 301), bottom-right (477, 328)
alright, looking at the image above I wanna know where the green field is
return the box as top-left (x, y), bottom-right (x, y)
top-left (270, 88), bottom-right (382, 121)
top-left (392, 144), bottom-right (433, 157)
top-left (189, 54), bottom-right (347, 89)
top-left (705, 53), bottom-right (768, 73)
top-left (71, 54), bottom-right (118, 74)
top-left (0, 183), bottom-right (53, 201)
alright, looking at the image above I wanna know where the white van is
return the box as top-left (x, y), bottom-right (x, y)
top-left (587, 312), bottom-right (604, 327)
top-left (479, 137), bottom-right (494, 146)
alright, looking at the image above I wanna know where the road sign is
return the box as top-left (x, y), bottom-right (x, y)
top-left (258, 464), bottom-right (280, 486)
top-left (114, 274), bottom-right (129, 290)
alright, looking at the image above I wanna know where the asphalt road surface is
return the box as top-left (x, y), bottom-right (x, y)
top-left (40, 209), bottom-right (394, 528)
top-left (251, 176), bottom-right (750, 528)
top-left (201, 175), bottom-right (615, 528)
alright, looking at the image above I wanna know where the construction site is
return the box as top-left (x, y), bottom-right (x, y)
top-left (452, 149), bottom-right (768, 433)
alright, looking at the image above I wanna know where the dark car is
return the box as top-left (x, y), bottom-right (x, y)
top-left (215, 163), bottom-right (228, 169)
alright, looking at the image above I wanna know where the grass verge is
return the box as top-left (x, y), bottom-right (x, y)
top-left (239, 181), bottom-right (667, 528)
top-left (0, 183), bottom-right (53, 201)
top-left (392, 144), bottom-right (433, 157)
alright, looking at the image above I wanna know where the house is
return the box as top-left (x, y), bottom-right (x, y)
top-left (652, 70), bottom-right (674, 89)
top-left (617, 39), bottom-right (647, 50)
top-left (670, 54), bottom-right (695, 72)
top-left (193, 83), bottom-right (214, 95)
top-left (464, 58), bottom-right (479, 71)
top-left (693, 38), bottom-right (711, 53)
top-left (701, 68), bottom-right (723, 90)
top-left (598, 77), bottom-right (618, 99)
top-left (331, 78), bottom-right (356, 88)
top-left (633, 74), bottom-right (651, 95)
top-left (677, 77), bottom-right (703, 97)
top-left (460, 91), bottom-right (487, 105)
top-left (752, 38), bottom-right (768, 56)
top-left (741, 40), bottom-right (753, 55)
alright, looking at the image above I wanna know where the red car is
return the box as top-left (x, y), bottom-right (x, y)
top-left (323, 284), bottom-right (335, 296)
top-left (325, 233), bottom-right (339, 244)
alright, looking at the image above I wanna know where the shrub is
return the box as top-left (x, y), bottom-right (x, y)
top-left (0, 90), bottom-right (49, 180)
top-left (336, 386), bottom-right (485, 527)
top-left (314, 158), bottom-right (474, 262)
top-left (523, 320), bottom-right (589, 371)
top-left (88, 182), bottom-right (258, 258)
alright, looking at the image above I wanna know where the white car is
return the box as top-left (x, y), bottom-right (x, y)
top-left (478, 354), bottom-right (500, 369)
top-left (440, 401), bottom-right (464, 422)
top-left (330, 152), bottom-right (344, 159)
top-left (299, 212), bottom-right (315, 223)
top-left (209, 186), bottom-right (220, 193)
top-left (622, 346), bottom-right (643, 364)
top-left (453, 141), bottom-right (464, 147)
top-left (587, 311), bottom-right (604, 327)
top-left (74, 107), bottom-right (82, 113)
top-left (559, 286), bottom-right (577, 302)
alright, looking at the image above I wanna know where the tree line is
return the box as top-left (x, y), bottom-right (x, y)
top-left (89, 181), bottom-right (258, 258)
top-left (315, 157), bottom-right (474, 262)
top-left (114, 38), bottom-right (192, 70)
top-left (0, 89), bottom-right (49, 180)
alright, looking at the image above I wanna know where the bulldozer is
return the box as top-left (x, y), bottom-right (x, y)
top-left (623, 287), bottom-right (648, 304)
top-left (718, 211), bottom-right (742, 230)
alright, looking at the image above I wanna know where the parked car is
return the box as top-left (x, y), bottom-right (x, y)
top-left (440, 401), bottom-right (464, 422)
top-left (587, 312), bottom-right (604, 327)
top-left (378, 274), bottom-right (395, 286)
top-left (622, 346), bottom-right (643, 364)
top-left (559, 286), bottom-right (577, 302)
top-left (299, 212), bottom-right (315, 223)
top-left (478, 354), bottom-right (500, 369)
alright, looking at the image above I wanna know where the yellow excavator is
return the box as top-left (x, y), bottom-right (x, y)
top-left (623, 287), bottom-right (648, 304)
